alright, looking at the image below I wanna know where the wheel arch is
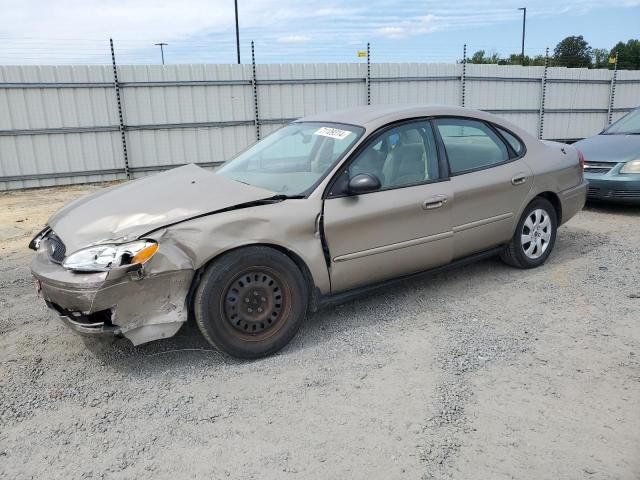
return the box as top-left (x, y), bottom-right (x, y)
top-left (187, 243), bottom-right (320, 318)
top-left (536, 191), bottom-right (562, 223)
top-left (511, 190), bottom-right (562, 239)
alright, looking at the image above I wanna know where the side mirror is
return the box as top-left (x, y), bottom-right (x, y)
top-left (348, 173), bottom-right (381, 195)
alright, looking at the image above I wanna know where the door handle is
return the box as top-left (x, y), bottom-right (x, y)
top-left (511, 174), bottom-right (528, 185)
top-left (423, 195), bottom-right (448, 210)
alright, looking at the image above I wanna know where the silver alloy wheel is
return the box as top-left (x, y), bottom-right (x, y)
top-left (521, 208), bottom-right (552, 259)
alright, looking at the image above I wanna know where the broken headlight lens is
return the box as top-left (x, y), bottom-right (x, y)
top-left (62, 240), bottom-right (158, 272)
top-left (620, 159), bottom-right (640, 174)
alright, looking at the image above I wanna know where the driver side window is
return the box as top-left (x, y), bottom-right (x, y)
top-left (349, 121), bottom-right (440, 189)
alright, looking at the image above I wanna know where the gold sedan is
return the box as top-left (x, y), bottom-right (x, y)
top-left (29, 105), bottom-right (587, 358)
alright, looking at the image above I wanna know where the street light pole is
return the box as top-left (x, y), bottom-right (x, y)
top-left (518, 7), bottom-right (526, 66)
top-left (234, 0), bottom-right (241, 64)
top-left (154, 42), bottom-right (167, 64)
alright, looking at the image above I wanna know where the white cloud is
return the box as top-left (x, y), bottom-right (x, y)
top-left (313, 7), bottom-right (362, 16)
top-left (0, 0), bottom-right (636, 63)
top-left (374, 15), bottom-right (439, 39)
top-left (277, 35), bottom-right (311, 44)
top-left (1, 0), bottom-right (230, 41)
top-left (375, 27), bottom-right (406, 39)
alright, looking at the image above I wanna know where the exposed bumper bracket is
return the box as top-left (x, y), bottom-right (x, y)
top-left (46, 301), bottom-right (122, 337)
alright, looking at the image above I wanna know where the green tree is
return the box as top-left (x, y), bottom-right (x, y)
top-left (592, 48), bottom-right (610, 69)
top-left (469, 50), bottom-right (487, 63)
top-left (468, 50), bottom-right (501, 64)
top-left (529, 54), bottom-right (548, 66)
top-left (553, 35), bottom-right (592, 67)
top-left (610, 39), bottom-right (640, 70)
top-left (463, 50), bottom-right (548, 66)
top-left (460, 38), bottom-right (639, 70)
top-left (505, 53), bottom-right (547, 66)
top-left (505, 53), bottom-right (522, 65)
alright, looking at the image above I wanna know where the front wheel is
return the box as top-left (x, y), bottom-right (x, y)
top-left (193, 247), bottom-right (308, 359)
top-left (500, 197), bottom-right (558, 269)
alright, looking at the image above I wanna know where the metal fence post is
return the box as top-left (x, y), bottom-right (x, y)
top-left (460, 44), bottom-right (467, 107)
top-left (538, 47), bottom-right (549, 140)
top-left (366, 42), bottom-right (371, 105)
top-left (251, 41), bottom-right (261, 141)
top-left (109, 38), bottom-right (131, 179)
top-left (607, 52), bottom-right (618, 126)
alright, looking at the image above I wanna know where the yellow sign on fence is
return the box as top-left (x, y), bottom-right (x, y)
top-left (357, 50), bottom-right (367, 58)
top-left (608, 57), bottom-right (616, 64)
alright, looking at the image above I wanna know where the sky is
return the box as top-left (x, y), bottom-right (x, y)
top-left (0, 0), bottom-right (638, 64)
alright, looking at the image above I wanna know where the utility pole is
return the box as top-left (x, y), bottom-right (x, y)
top-left (518, 7), bottom-right (526, 65)
top-left (154, 43), bottom-right (167, 64)
top-left (234, 0), bottom-right (241, 64)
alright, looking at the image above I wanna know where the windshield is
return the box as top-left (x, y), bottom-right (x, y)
top-left (603, 109), bottom-right (640, 135)
top-left (216, 122), bottom-right (363, 196)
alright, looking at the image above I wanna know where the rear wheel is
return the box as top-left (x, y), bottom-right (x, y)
top-left (501, 197), bottom-right (557, 269)
top-left (194, 247), bottom-right (308, 359)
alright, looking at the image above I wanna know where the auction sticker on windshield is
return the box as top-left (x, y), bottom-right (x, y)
top-left (314, 127), bottom-right (351, 140)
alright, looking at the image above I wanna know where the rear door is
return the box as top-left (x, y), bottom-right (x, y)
top-left (432, 118), bottom-right (533, 259)
top-left (322, 120), bottom-right (453, 293)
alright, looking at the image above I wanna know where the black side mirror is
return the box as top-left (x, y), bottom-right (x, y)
top-left (348, 173), bottom-right (381, 195)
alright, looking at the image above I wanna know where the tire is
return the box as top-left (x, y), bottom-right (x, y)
top-left (500, 197), bottom-right (558, 269)
top-left (193, 246), bottom-right (308, 359)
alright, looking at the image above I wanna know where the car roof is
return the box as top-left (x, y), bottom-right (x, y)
top-left (296, 104), bottom-right (500, 130)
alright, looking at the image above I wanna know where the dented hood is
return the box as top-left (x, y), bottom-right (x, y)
top-left (48, 164), bottom-right (275, 253)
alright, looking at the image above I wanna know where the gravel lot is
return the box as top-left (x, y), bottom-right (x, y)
top-left (1, 185), bottom-right (639, 480)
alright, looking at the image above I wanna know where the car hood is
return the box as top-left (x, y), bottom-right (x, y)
top-left (48, 164), bottom-right (275, 253)
top-left (574, 134), bottom-right (640, 163)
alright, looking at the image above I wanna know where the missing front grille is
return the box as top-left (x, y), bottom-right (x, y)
top-left (45, 234), bottom-right (66, 264)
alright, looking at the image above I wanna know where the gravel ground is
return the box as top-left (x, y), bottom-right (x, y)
top-left (0, 185), bottom-right (638, 480)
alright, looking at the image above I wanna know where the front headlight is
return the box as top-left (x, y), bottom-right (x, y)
top-left (62, 240), bottom-right (158, 272)
top-left (620, 159), bottom-right (640, 174)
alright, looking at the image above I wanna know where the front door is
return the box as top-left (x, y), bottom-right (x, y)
top-left (322, 121), bottom-right (453, 293)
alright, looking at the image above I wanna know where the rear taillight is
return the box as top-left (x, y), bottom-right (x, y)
top-left (576, 148), bottom-right (585, 169)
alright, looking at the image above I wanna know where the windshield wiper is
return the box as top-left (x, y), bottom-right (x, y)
top-left (266, 194), bottom-right (305, 200)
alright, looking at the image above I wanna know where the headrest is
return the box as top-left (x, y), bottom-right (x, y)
top-left (400, 129), bottom-right (423, 145)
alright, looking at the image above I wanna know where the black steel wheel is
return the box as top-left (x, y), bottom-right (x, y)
top-left (223, 268), bottom-right (290, 339)
top-left (194, 246), bottom-right (308, 358)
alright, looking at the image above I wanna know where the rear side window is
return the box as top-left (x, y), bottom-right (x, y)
top-left (434, 118), bottom-right (509, 174)
top-left (496, 126), bottom-right (525, 156)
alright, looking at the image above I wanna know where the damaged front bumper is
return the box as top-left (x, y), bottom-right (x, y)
top-left (47, 301), bottom-right (122, 336)
top-left (31, 247), bottom-right (194, 345)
